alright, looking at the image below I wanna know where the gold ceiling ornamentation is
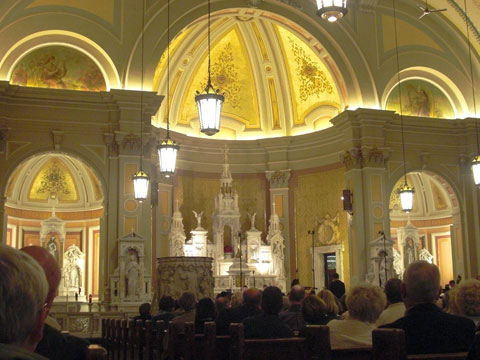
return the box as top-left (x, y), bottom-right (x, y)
top-left (289, 37), bottom-right (333, 101)
top-left (29, 158), bottom-right (78, 201)
top-left (36, 161), bottom-right (70, 199)
top-left (209, 43), bottom-right (241, 109)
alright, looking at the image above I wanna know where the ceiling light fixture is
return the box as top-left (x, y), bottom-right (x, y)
top-left (393, 0), bottom-right (414, 213)
top-left (316, 0), bottom-right (348, 22)
top-left (195, 0), bottom-right (224, 136)
top-left (132, 0), bottom-right (149, 202)
top-left (157, 0), bottom-right (179, 178)
top-left (464, 0), bottom-right (480, 186)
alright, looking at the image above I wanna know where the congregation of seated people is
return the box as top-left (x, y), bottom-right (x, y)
top-left (2, 246), bottom-right (480, 359)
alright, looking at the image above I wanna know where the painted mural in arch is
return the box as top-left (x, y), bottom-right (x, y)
top-left (386, 79), bottom-right (455, 119)
top-left (10, 46), bottom-right (106, 91)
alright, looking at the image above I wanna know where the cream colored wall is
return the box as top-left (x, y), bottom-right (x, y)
top-left (293, 166), bottom-right (350, 290)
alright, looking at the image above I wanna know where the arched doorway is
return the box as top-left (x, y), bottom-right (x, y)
top-left (389, 171), bottom-right (459, 287)
top-left (4, 152), bottom-right (104, 301)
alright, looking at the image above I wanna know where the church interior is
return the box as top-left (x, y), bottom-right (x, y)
top-left (0, 0), bottom-right (480, 338)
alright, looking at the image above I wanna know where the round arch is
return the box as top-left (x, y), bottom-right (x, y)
top-left (0, 31), bottom-right (120, 89)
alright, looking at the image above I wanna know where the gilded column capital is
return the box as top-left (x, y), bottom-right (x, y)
top-left (265, 170), bottom-right (291, 188)
top-left (341, 148), bottom-right (363, 170)
top-left (103, 133), bottom-right (118, 157)
top-left (363, 146), bottom-right (390, 168)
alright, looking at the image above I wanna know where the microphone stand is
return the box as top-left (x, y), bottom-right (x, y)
top-left (308, 229), bottom-right (316, 292)
top-left (238, 231), bottom-right (243, 288)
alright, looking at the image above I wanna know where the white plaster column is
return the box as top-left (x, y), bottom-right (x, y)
top-left (0, 197), bottom-right (7, 245)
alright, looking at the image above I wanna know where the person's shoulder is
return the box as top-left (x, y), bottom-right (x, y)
top-left (378, 316), bottom-right (405, 329)
top-left (441, 312), bottom-right (476, 329)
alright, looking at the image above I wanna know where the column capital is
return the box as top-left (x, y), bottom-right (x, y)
top-left (265, 170), bottom-right (291, 188)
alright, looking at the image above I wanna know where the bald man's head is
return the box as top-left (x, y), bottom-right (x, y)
top-left (21, 246), bottom-right (61, 308)
top-left (402, 260), bottom-right (441, 308)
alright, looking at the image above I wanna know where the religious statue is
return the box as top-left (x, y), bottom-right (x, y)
top-left (378, 251), bottom-right (387, 287)
top-left (172, 237), bottom-right (185, 257)
top-left (46, 236), bottom-right (58, 262)
top-left (271, 235), bottom-right (286, 278)
top-left (404, 237), bottom-right (416, 268)
top-left (393, 248), bottom-right (402, 278)
top-left (192, 210), bottom-right (204, 230)
top-left (65, 262), bottom-right (81, 288)
top-left (248, 212), bottom-right (257, 230)
top-left (125, 249), bottom-right (140, 297)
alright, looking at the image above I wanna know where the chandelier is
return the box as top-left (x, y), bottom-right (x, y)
top-left (392, 0), bottom-right (414, 213)
top-left (132, 0), bottom-right (149, 202)
top-left (316, 0), bottom-right (348, 22)
top-left (157, 0), bottom-right (179, 178)
top-left (195, 0), bottom-right (224, 136)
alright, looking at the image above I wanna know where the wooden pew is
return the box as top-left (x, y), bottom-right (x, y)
top-left (229, 323), bottom-right (327, 360)
top-left (166, 320), bottom-right (189, 360)
top-left (153, 320), bottom-right (167, 360)
top-left (372, 328), bottom-right (478, 360)
top-left (183, 322), bottom-right (217, 360)
top-left (331, 347), bottom-right (372, 360)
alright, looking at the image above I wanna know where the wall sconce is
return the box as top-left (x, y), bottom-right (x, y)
top-left (341, 189), bottom-right (353, 215)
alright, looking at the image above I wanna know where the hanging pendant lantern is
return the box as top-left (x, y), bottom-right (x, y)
top-left (158, 0), bottom-right (179, 177)
top-left (195, 82), bottom-right (224, 136)
top-left (316, 0), bottom-right (348, 22)
top-left (398, 182), bottom-right (415, 213)
top-left (132, 0), bottom-right (149, 202)
top-left (195, 0), bottom-right (223, 136)
top-left (158, 135), bottom-right (179, 178)
top-left (133, 169), bottom-right (149, 201)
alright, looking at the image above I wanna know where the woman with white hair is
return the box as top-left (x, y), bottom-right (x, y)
top-left (328, 284), bottom-right (386, 349)
top-left (455, 279), bottom-right (480, 327)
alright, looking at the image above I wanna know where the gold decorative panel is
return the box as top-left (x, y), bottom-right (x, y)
top-left (178, 26), bottom-right (260, 129)
top-left (274, 195), bottom-right (283, 217)
top-left (430, 180), bottom-right (448, 210)
top-left (11, 46), bottom-right (106, 91)
top-left (275, 24), bottom-right (340, 126)
top-left (371, 175), bottom-right (382, 202)
top-left (268, 78), bottom-right (281, 129)
top-left (124, 216), bottom-right (137, 234)
top-left (125, 200), bottom-right (137, 212)
top-left (160, 191), bottom-right (169, 215)
top-left (294, 167), bottom-right (348, 287)
top-left (124, 164), bottom-right (137, 195)
top-left (85, 166), bottom-right (103, 201)
top-left (29, 158), bottom-right (78, 201)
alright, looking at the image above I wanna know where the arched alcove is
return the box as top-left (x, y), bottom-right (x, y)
top-left (4, 152), bottom-right (104, 300)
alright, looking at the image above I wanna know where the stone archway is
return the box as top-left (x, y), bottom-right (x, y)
top-left (4, 152), bottom-right (104, 301)
top-left (389, 171), bottom-right (460, 286)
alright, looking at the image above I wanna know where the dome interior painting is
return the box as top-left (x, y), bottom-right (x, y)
top-left (152, 10), bottom-right (343, 140)
top-left (6, 153), bottom-right (104, 212)
top-left (10, 45), bottom-right (107, 91)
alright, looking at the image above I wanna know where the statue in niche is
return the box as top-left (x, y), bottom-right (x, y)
top-left (65, 262), bottom-right (81, 288)
top-left (393, 248), bottom-right (402, 278)
top-left (378, 250), bottom-right (387, 287)
top-left (248, 212), bottom-right (257, 230)
top-left (125, 249), bottom-right (140, 297)
top-left (46, 236), bottom-right (58, 262)
top-left (192, 210), bottom-right (204, 230)
top-left (404, 237), bottom-right (416, 268)
top-left (271, 234), bottom-right (285, 278)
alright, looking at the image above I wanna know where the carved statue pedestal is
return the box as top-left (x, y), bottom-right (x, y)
top-left (154, 257), bottom-right (214, 310)
top-left (190, 230), bottom-right (208, 257)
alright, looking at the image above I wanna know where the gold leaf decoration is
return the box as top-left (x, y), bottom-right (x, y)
top-left (29, 158), bottom-right (78, 201)
top-left (37, 160), bottom-right (70, 197)
top-left (208, 43), bottom-right (242, 109)
top-left (289, 37), bottom-right (333, 101)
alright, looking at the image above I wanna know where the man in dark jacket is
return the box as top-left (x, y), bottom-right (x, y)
top-left (279, 285), bottom-right (306, 333)
top-left (381, 261), bottom-right (475, 355)
top-left (329, 273), bottom-right (345, 300)
top-left (216, 288), bottom-right (262, 335)
top-left (243, 286), bottom-right (293, 339)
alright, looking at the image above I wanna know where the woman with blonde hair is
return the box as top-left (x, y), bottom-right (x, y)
top-left (318, 289), bottom-right (341, 322)
top-left (328, 284), bottom-right (386, 349)
top-left (455, 279), bottom-right (480, 326)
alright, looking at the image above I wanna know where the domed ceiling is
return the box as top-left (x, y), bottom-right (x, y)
top-left (152, 10), bottom-right (344, 140)
top-left (6, 153), bottom-right (103, 212)
top-left (389, 171), bottom-right (458, 220)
